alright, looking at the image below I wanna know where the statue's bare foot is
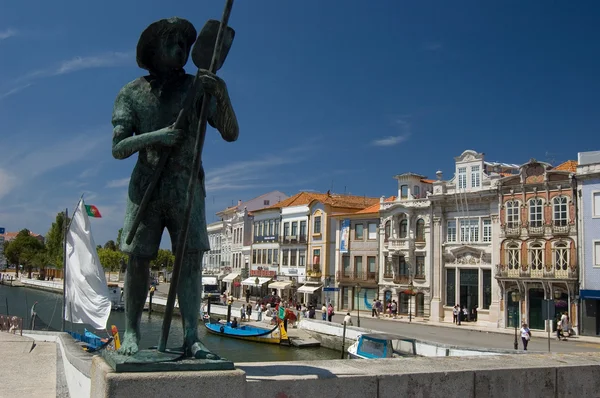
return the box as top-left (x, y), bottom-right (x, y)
top-left (118, 331), bottom-right (139, 356)
top-left (185, 335), bottom-right (219, 360)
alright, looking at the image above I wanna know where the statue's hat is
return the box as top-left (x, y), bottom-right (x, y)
top-left (136, 17), bottom-right (197, 72)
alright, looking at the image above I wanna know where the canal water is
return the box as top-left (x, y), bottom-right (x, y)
top-left (0, 284), bottom-right (339, 362)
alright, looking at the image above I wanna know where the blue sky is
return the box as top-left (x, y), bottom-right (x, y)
top-left (0, 0), bottom-right (598, 248)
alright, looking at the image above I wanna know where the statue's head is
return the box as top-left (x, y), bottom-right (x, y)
top-left (136, 17), bottom-right (197, 76)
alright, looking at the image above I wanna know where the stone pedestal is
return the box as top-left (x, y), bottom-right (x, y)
top-left (90, 356), bottom-right (247, 398)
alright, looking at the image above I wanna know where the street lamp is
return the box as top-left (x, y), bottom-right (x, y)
top-left (291, 278), bottom-right (297, 304)
top-left (409, 280), bottom-right (414, 323)
top-left (511, 291), bottom-right (521, 350)
top-left (255, 277), bottom-right (260, 303)
top-left (355, 283), bottom-right (361, 327)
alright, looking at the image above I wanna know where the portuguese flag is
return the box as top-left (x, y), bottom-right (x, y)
top-left (85, 205), bottom-right (102, 218)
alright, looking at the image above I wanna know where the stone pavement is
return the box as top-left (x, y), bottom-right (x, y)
top-left (0, 332), bottom-right (58, 398)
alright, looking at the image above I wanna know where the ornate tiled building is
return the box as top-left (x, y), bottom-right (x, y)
top-left (496, 159), bottom-right (578, 331)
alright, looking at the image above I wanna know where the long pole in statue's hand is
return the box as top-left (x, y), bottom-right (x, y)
top-left (158, 0), bottom-right (235, 353)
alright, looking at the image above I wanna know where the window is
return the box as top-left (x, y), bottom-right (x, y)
top-left (384, 221), bottom-right (391, 241)
top-left (264, 200), bottom-right (270, 206)
top-left (460, 218), bottom-right (479, 242)
top-left (290, 249), bottom-right (297, 266)
top-left (507, 243), bottom-right (520, 270)
top-left (368, 256), bottom-right (376, 273)
top-left (259, 222), bottom-right (264, 237)
top-left (413, 185), bottom-right (421, 198)
top-left (273, 249), bottom-right (279, 264)
top-left (554, 242), bottom-right (568, 271)
top-left (416, 219), bottom-right (425, 242)
top-left (415, 255), bottom-right (425, 278)
top-left (298, 250), bottom-right (305, 266)
top-left (283, 222), bottom-right (290, 237)
top-left (384, 257), bottom-right (393, 276)
top-left (313, 216), bottom-right (322, 234)
top-left (262, 249), bottom-right (267, 264)
top-left (268, 220), bottom-right (273, 236)
top-left (458, 167), bottom-right (467, 189)
top-left (355, 224), bottom-right (364, 240)
top-left (529, 199), bottom-right (543, 227)
top-left (506, 200), bottom-right (520, 228)
top-left (594, 192), bottom-right (600, 217)
top-left (267, 249), bottom-right (272, 264)
top-left (446, 269), bottom-right (456, 306)
top-left (342, 255), bottom-right (351, 275)
top-left (553, 197), bottom-right (568, 226)
top-left (399, 219), bottom-right (408, 238)
top-left (471, 165), bottom-right (480, 188)
top-left (368, 223), bottom-right (377, 240)
top-left (252, 249), bottom-right (257, 264)
top-left (291, 221), bottom-right (298, 236)
top-left (313, 249), bottom-right (321, 266)
top-left (482, 219), bottom-right (491, 242)
top-left (254, 223), bottom-right (259, 239)
top-left (530, 242), bottom-right (543, 270)
top-left (354, 256), bottom-right (363, 275)
top-left (399, 256), bottom-right (408, 275)
top-left (400, 185), bottom-right (408, 199)
top-left (275, 220), bottom-right (280, 236)
top-left (300, 220), bottom-right (307, 238)
top-left (594, 242), bottom-right (600, 267)
top-left (257, 249), bottom-right (262, 264)
top-left (282, 249), bottom-right (289, 266)
top-left (482, 270), bottom-right (491, 310)
top-left (447, 220), bottom-right (457, 242)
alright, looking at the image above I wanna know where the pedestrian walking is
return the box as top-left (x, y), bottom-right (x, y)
top-left (391, 300), bottom-right (397, 319)
top-left (452, 305), bottom-right (458, 324)
top-left (344, 313), bottom-right (353, 326)
top-left (520, 323), bottom-right (531, 350)
top-left (371, 299), bottom-right (377, 317)
top-left (321, 304), bottom-right (327, 321)
top-left (257, 304), bottom-right (263, 321)
top-left (246, 303), bottom-right (252, 320)
top-left (240, 305), bottom-right (246, 322)
top-left (327, 304), bottom-right (335, 322)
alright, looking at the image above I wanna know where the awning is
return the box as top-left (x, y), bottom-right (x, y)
top-left (241, 277), bottom-right (271, 286)
top-left (297, 284), bottom-right (322, 294)
top-left (222, 273), bottom-right (240, 283)
top-left (580, 290), bottom-right (600, 300)
top-left (268, 281), bottom-right (291, 290)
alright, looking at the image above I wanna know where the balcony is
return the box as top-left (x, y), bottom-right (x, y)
top-left (279, 235), bottom-right (308, 244)
top-left (306, 265), bottom-right (322, 279)
top-left (336, 271), bottom-right (378, 283)
top-left (495, 264), bottom-right (577, 280)
top-left (503, 223), bottom-right (521, 237)
top-left (383, 271), bottom-right (394, 279)
top-left (386, 238), bottom-right (410, 250)
top-left (393, 275), bottom-right (410, 284)
top-left (415, 237), bottom-right (426, 247)
top-left (552, 221), bottom-right (570, 235)
top-left (527, 223), bottom-right (544, 236)
top-left (249, 270), bottom-right (276, 277)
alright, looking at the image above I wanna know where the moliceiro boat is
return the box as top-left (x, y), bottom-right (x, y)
top-left (347, 333), bottom-right (417, 359)
top-left (204, 318), bottom-right (290, 345)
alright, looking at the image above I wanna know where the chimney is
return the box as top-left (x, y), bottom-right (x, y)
top-left (237, 199), bottom-right (242, 207)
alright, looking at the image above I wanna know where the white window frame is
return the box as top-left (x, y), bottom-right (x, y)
top-left (458, 167), bottom-right (467, 190)
top-left (554, 242), bottom-right (569, 271)
top-left (447, 220), bottom-right (457, 242)
top-left (482, 219), bottom-right (491, 242)
top-left (529, 198), bottom-right (544, 227)
top-left (594, 241), bottom-right (600, 268)
top-left (460, 218), bottom-right (479, 243)
top-left (529, 242), bottom-right (544, 270)
top-left (506, 200), bottom-right (520, 228)
top-left (507, 243), bottom-right (520, 270)
top-left (553, 196), bottom-right (569, 226)
top-left (367, 223), bottom-right (377, 240)
top-left (593, 192), bottom-right (600, 218)
top-left (471, 165), bottom-right (481, 188)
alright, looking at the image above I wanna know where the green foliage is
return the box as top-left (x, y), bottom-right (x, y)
top-left (4, 229), bottom-right (45, 278)
top-left (104, 240), bottom-right (117, 251)
top-left (151, 249), bottom-right (175, 271)
top-left (97, 248), bottom-right (128, 271)
top-left (45, 211), bottom-right (69, 268)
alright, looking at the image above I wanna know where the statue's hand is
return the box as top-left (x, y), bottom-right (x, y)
top-left (157, 125), bottom-right (185, 147)
top-left (198, 69), bottom-right (227, 99)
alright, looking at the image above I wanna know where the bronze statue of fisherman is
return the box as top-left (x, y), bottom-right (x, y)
top-left (111, 16), bottom-right (238, 359)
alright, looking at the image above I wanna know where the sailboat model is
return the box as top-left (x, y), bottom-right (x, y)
top-left (62, 199), bottom-right (113, 351)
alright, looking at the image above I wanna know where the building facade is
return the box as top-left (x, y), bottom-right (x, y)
top-left (496, 159), bottom-right (578, 332)
top-left (577, 152), bottom-right (600, 336)
top-left (204, 221), bottom-right (224, 275)
top-left (379, 174), bottom-right (433, 318)
top-left (429, 150), bottom-right (518, 327)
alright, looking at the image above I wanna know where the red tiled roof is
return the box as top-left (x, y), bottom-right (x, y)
top-left (265, 191), bottom-right (379, 210)
top-left (1, 231), bottom-right (43, 241)
top-left (334, 196), bottom-right (396, 217)
top-left (554, 160), bottom-right (577, 173)
top-left (420, 179), bottom-right (435, 184)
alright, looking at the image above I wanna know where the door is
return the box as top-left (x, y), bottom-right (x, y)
top-left (507, 292), bottom-right (519, 328)
top-left (528, 289), bottom-right (545, 330)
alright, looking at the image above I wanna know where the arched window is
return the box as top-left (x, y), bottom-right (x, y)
top-left (507, 242), bottom-right (520, 270)
top-left (413, 185), bottom-right (421, 199)
top-left (529, 198), bottom-right (543, 227)
top-left (400, 185), bottom-right (409, 199)
top-left (399, 219), bottom-right (408, 238)
top-left (506, 201), bottom-right (520, 228)
top-left (553, 197), bottom-right (568, 226)
top-left (554, 242), bottom-right (568, 271)
top-left (529, 242), bottom-right (544, 270)
top-left (384, 221), bottom-right (391, 241)
top-left (416, 219), bottom-right (425, 242)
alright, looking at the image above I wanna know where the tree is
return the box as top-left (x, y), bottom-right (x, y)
top-left (104, 240), bottom-right (117, 251)
top-left (45, 211), bottom-right (69, 268)
top-left (97, 248), bottom-right (127, 279)
top-left (151, 249), bottom-right (175, 271)
top-left (4, 229), bottom-right (45, 278)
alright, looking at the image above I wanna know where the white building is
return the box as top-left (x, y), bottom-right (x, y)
top-left (429, 150), bottom-right (519, 327)
top-left (204, 221), bottom-right (224, 275)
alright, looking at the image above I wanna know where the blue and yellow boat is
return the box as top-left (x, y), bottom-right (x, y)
top-left (204, 318), bottom-right (290, 345)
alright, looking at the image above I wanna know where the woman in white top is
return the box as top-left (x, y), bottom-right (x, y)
top-left (520, 323), bottom-right (532, 351)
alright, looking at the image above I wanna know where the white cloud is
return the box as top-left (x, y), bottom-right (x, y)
top-left (0, 168), bottom-right (17, 200)
top-left (0, 83), bottom-right (32, 101)
top-left (0, 28), bottom-right (17, 40)
top-left (105, 178), bottom-right (130, 188)
top-left (371, 117), bottom-right (412, 146)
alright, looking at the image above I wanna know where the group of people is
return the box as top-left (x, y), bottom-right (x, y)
top-left (452, 304), bottom-right (478, 325)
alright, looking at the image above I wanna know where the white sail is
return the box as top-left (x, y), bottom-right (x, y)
top-left (64, 200), bottom-right (110, 330)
